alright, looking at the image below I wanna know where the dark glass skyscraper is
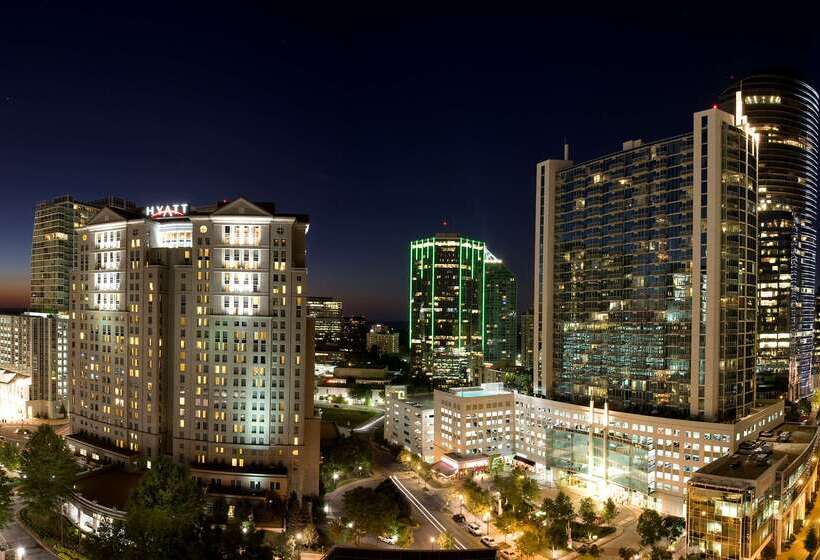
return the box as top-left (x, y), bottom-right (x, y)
top-left (484, 252), bottom-right (518, 365)
top-left (720, 74), bottom-right (819, 400)
top-left (534, 108), bottom-right (759, 421)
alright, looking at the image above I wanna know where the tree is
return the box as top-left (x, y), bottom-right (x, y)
top-left (806, 527), bottom-right (818, 556)
top-left (300, 523), bottom-right (319, 550)
top-left (87, 520), bottom-right (128, 560)
top-left (602, 498), bottom-right (619, 525)
top-left (123, 457), bottom-right (207, 559)
top-left (396, 523), bottom-right (415, 548)
top-left (496, 511), bottom-right (520, 541)
top-left (662, 516), bottom-right (685, 541)
top-left (579, 497), bottom-right (597, 527)
top-left (619, 547), bottom-right (638, 560)
top-left (328, 519), bottom-right (352, 544)
top-left (437, 532), bottom-right (456, 550)
top-left (19, 425), bottom-right (79, 518)
top-left (488, 454), bottom-right (505, 475)
top-left (341, 486), bottom-right (399, 537)
top-left (637, 509), bottom-right (667, 547)
top-left (542, 521), bottom-right (569, 557)
top-left (649, 545), bottom-right (672, 560)
top-left (0, 471), bottom-right (14, 530)
top-left (350, 384), bottom-right (373, 404)
top-left (0, 442), bottom-right (21, 471)
top-left (517, 529), bottom-right (542, 559)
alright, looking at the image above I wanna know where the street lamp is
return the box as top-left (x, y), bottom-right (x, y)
top-left (332, 471), bottom-right (340, 482)
top-left (483, 512), bottom-right (491, 536)
top-left (430, 536), bottom-right (435, 550)
top-left (459, 493), bottom-right (464, 515)
top-left (16, 547), bottom-right (25, 560)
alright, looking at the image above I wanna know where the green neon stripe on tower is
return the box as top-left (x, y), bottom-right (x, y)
top-left (481, 244), bottom-right (486, 356)
top-left (458, 241), bottom-right (463, 348)
top-left (430, 240), bottom-right (435, 356)
top-left (408, 242), bottom-right (413, 352)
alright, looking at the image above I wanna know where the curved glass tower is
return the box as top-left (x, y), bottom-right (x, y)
top-left (720, 73), bottom-right (820, 400)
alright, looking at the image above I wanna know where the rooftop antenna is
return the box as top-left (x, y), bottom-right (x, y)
top-left (563, 138), bottom-right (570, 160)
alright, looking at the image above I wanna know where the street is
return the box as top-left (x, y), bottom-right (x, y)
top-left (0, 497), bottom-right (56, 559)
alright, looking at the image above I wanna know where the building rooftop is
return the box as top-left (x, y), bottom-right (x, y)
top-left (695, 450), bottom-right (786, 481)
top-left (693, 423), bottom-right (819, 483)
top-left (74, 467), bottom-right (145, 511)
top-left (448, 382), bottom-right (511, 398)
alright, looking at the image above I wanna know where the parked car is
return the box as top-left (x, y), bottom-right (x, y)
top-left (466, 522), bottom-right (482, 536)
top-left (499, 550), bottom-right (520, 560)
top-left (378, 534), bottom-right (398, 545)
top-left (452, 513), bottom-right (466, 523)
top-left (760, 430), bottom-right (774, 438)
top-left (480, 536), bottom-right (499, 548)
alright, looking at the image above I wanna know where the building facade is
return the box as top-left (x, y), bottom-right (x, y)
top-left (31, 195), bottom-right (134, 313)
top-left (515, 393), bottom-right (783, 516)
top-left (67, 198), bottom-right (320, 496)
top-left (366, 323), bottom-right (400, 355)
top-left (384, 386), bottom-right (435, 463)
top-left (0, 311), bottom-right (68, 418)
top-left (340, 315), bottom-right (369, 354)
top-left (534, 108), bottom-right (759, 422)
top-left (720, 74), bottom-right (819, 401)
top-left (306, 296), bottom-right (343, 349)
top-left (687, 424), bottom-right (820, 559)
top-left (518, 310), bottom-right (533, 370)
top-left (484, 252), bottom-right (517, 366)
top-left (434, 383), bottom-right (515, 459)
top-left (410, 234), bottom-right (486, 379)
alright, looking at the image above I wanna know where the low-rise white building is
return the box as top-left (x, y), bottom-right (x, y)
top-left (426, 382), bottom-right (785, 516)
top-left (434, 383), bottom-right (516, 460)
top-left (0, 367), bottom-right (31, 422)
top-left (384, 386), bottom-right (435, 463)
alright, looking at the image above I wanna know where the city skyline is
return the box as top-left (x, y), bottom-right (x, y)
top-left (3, 13), bottom-right (820, 320)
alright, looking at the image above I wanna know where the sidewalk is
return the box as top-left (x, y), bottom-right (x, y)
top-left (778, 503), bottom-right (820, 560)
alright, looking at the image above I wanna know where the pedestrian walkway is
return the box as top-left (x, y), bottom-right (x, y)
top-left (779, 503), bottom-right (820, 560)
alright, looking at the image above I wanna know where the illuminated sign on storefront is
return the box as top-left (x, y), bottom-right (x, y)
top-left (145, 203), bottom-right (189, 219)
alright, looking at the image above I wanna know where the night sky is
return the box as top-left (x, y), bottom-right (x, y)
top-left (2, 12), bottom-right (819, 320)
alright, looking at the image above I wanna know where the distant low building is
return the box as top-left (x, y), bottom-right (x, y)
top-left (366, 324), bottom-right (400, 355)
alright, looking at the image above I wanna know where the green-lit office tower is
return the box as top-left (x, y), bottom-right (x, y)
top-left (484, 251), bottom-right (518, 365)
top-left (409, 233), bottom-right (485, 379)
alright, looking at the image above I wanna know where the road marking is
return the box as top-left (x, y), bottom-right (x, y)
top-left (389, 475), bottom-right (466, 549)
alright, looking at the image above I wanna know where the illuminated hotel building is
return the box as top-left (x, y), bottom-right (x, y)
top-left (719, 74), bottom-right (819, 401)
top-left (534, 107), bottom-right (759, 422)
top-left (409, 233), bottom-right (486, 379)
top-left (484, 252), bottom-right (518, 365)
top-left (67, 198), bottom-right (320, 496)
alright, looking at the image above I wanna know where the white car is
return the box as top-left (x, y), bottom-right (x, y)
top-left (378, 534), bottom-right (398, 545)
top-left (499, 549), bottom-right (520, 559)
top-left (480, 535), bottom-right (499, 547)
top-left (466, 522), bottom-right (482, 536)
